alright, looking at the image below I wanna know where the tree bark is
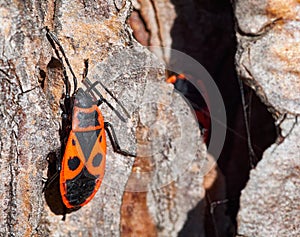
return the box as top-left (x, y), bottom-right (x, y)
top-left (0, 1), bottom-right (206, 236)
top-left (234, 1), bottom-right (300, 236)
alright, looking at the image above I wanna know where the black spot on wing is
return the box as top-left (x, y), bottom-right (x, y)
top-left (68, 156), bottom-right (80, 171)
top-left (92, 153), bottom-right (103, 167)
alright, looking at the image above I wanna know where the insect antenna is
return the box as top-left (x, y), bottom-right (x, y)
top-left (83, 77), bottom-right (129, 123)
top-left (45, 27), bottom-right (78, 94)
top-left (89, 79), bottom-right (130, 118)
top-left (81, 59), bottom-right (131, 120)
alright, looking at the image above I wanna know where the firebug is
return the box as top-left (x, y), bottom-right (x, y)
top-left (166, 73), bottom-right (211, 144)
top-left (45, 28), bottom-right (135, 210)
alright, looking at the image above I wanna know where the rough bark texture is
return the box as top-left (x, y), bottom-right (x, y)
top-left (127, 1), bottom-right (250, 237)
top-left (121, 88), bottom-right (207, 236)
top-left (0, 0), bottom-right (206, 236)
top-left (234, 0), bottom-right (300, 236)
top-left (0, 2), bottom-right (59, 236)
top-left (129, 0), bottom-right (176, 62)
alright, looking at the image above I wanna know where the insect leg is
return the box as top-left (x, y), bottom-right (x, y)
top-left (42, 171), bottom-right (59, 192)
top-left (42, 103), bottom-right (69, 193)
top-left (42, 151), bottom-right (62, 192)
top-left (104, 122), bottom-right (136, 157)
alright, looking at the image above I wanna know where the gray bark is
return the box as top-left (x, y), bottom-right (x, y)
top-left (0, 1), bottom-right (205, 236)
top-left (234, 0), bottom-right (300, 236)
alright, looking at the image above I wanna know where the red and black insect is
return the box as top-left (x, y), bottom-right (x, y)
top-left (166, 73), bottom-right (211, 144)
top-left (45, 28), bottom-right (135, 210)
